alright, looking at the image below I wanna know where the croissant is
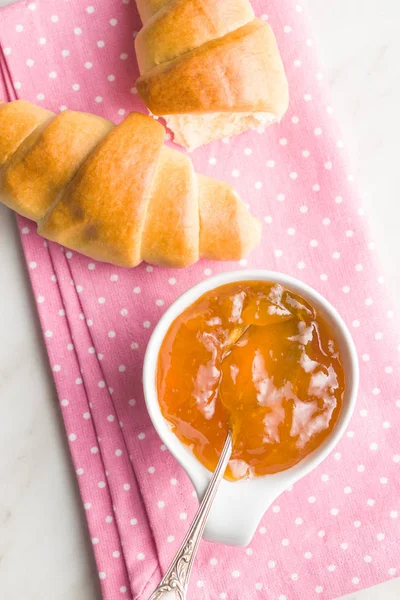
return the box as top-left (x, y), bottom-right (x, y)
top-left (0, 100), bottom-right (261, 268)
top-left (134, 0), bottom-right (289, 150)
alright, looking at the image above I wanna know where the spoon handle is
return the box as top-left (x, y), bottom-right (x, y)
top-left (148, 432), bottom-right (233, 600)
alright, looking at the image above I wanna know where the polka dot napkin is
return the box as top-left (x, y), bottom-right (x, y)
top-left (1, 1), bottom-right (399, 599)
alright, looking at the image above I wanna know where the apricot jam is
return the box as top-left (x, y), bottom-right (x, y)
top-left (157, 281), bottom-right (345, 480)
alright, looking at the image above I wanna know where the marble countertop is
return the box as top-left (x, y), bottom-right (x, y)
top-left (0, 0), bottom-right (399, 598)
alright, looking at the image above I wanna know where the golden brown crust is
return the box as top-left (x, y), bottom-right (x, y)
top-left (198, 175), bottom-right (262, 261)
top-left (39, 113), bottom-right (165, 268)
top-left (0, 100), bottom-right (262, 267)
top-left (1, 110), bottom-right (113, 221)
top-left (137, 19), bottom-right (289, 117)
top-left (135, 0), bottom-right (169, 23)
top-left (141, 147), bottom-right (199, 267)
top-left (135, 0), bottom-right (254, 74)
top-left (0, 100), bottom-right (53, 168)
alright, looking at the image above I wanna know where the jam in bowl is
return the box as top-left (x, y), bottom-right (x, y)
top-left (143, 271), bottom-right (358, 546)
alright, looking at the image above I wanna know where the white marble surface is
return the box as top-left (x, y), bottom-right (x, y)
top-left (0, 0), bottom-right (399, 599)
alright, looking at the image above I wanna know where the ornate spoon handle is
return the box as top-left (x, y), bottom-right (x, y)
top-left (148, 432), bottom-right (233, 600)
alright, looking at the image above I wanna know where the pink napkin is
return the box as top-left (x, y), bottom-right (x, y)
top-left (1, 1), bottom-right (399, 599)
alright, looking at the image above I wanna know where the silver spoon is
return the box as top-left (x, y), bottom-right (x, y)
top-left (148, 431), bottom-right (233, 600)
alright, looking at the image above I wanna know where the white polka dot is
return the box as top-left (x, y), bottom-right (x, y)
top-left (315, 586), bottom-right (323, 594)
top-left (232, 169), bottom-right (240, 177)
top-left (372, 387), bottom-right (381, 395)
top-left (49, 71), bottom-right (57, 79)
top-left (232, 571), bottom-right (241, 578)
top-left (76, 468), bottom-right (84, 476)
top-left (74, 28), bottom-right (82, 35)
top-left (83, 412), bottom-right (90, 420)
top-left (377, 533), bottom-right (385, 541)
top-left (115, 449), bottom-right (122, 457)
top-left (72, 84), bottom-right (80, 91)
top-left (92, 537), bottom-right (99, 545)
top-left (327, 565), bottom-right (336, 572)
top-left (277, 193), bottom-right (285, 202)
top-left (354, 521), bottom-right (361, 528)
top-left (95, 96), bottom-right (103, 103)
top-left (107, 74), bottom-right (115, 82)
top-left (292, 116), bottom-right (299, 124)
top-left (87, 6), bottom-right (95, 13)
top-left (267, 160), bottom-right (275, 168)
top-left (137, 553), bottom-right (145, 560)
top-left (389, 568), bottom-right (397, 576)
top-left (358, 465), bottom-right (365, 472)
top-left (390, 510), bottom-right (398, 519)
top-left (291, 573), bottom-right (298, 581)
top-left (323, 218), bottom-right (331, 225)
top-left (108, 331), bottom-right (116, 338)
top-left (367, 499), bottom-right (375, 506)
top-left (355, 263), bottom-right (363, 271)
top-left (290, 172), bottom-right (298, 180)
top-left (255, 583), bottom-right (262, 591)
top-left (107, 415), bottom-right (115, 423)
top-left (91, 447), bottom-right (99, 454)
top-left (340, 543), bottom-right (348, 550)
top-left (333, 251), bottom-right (341, 259)
top-left (120, 586), bottom-right (127, 593)
top-left (120, 309), bottom-right (128, 317)
top-left (300, 205), bottom-right (308, 213)
top-left (3, 48), bottom-right (11, 56)
top-left (123, 483), bottom-right (131, 491)
top-left (287, 227), bottom-right (295, 236)
top-left (120, 53), bottom-right (128, 60)
top-left (352, 320), bottom-right (360, 328)
top-left (16, 24), bottom-right (23, 32)
top-left (282, 538), bottom-right (289, 546)
top-left (129, 399), bottom-right (136, 407)
top-left (148, 467), bottom-right (156, 474)
top-left (69, 433), bottom-right (77, 441)
top-left (297, 261), bottom-right (305, 270)
top-left (313, 184), bottom-right (321, 192)
top-left (352, 577), bottom-right (360, 585)
top-left (167, 535), bottom-right (174, 543)
top-left (197, 580), bottom-right (204, 588)
top-left (318, 530), bottom-right (325, 538)
top-left (118, 365), bottom-right (126, 373)
top-left (130, 518), bottom-right (138, 526)
top-left (84, 502), bottom-right (91, 510)
top-left (331, 508), bottom-right (339, 516)
top-left (259, 527), bottom-right (266, 534)
top-left (110, 18), bottom-right (118, 25)
top-left (53, 365), bottom-right (61, 372)
top-left (97, 40), bottom-right (105, 48)
top-left (143, 321), bottom-right (151, 328)
top-left (314, 128), bottom-right (322, 136)
top-left (84, 61), bottom-right (93, 69)
top-left (380, 477), bottom-right (388, 485)
top-left (51, 15), bottom-right (59, 23)
top-left (170, 478), bottom-right (177, 486)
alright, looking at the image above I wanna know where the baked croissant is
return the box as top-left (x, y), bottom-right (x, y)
top-left (0, 100), bottom-right (261, 268)
top-left (135, 0), bottom-right (289, 150)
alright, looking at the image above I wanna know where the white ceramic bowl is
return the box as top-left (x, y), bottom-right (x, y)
top-left (143, 270), bottom-right (359, 547)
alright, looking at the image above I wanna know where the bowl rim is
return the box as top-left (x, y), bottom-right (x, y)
top-left (143, 269), bottom-right (359, 493)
